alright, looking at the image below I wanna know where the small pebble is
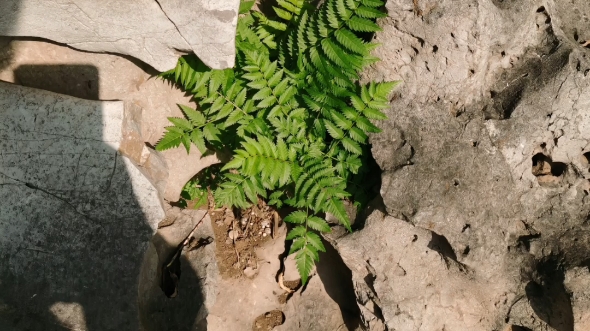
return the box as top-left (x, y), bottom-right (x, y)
top-left (262, 233), bottom-right (267, 237)
top-left (264, 228), bottom-right (271, 235)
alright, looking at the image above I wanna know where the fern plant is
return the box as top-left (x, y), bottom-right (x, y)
top-left (157, 0), bottom-right (398, 284)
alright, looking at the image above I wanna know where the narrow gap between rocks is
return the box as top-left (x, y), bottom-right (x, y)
top-left (316, 239), bottom-right (363, 331)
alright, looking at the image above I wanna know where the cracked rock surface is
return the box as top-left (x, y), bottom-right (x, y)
top-left (335, 0), bottom-right (590, 330)
top-left (0, 0), bottom-right (239, 71)
top-left (0, 81), bottom-right (164, 329)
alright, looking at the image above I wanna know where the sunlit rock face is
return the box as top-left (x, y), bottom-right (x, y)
top-left (0, 0), bottom-right (240, 71)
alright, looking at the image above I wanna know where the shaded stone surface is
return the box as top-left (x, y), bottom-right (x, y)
top-left (0, 81), bottom-right (164, 329)
top-left (336, 0), bottom-right (590, 330)
top-left (138, 207), bottom-right (218, 331)
top-left (0, 0), bottom-right (239, 71)
top-left (0, 38), bottom-right (223, 203)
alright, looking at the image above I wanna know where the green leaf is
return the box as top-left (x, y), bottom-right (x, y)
top-left (286, 225), bottom-right (307, 240)
top-left (324, 120), bottom-right (345, 139)
top-left (274, 7), bottom-right (293, 20)
top-left (179, 105), bottom-right (205, 125)
top-left (239, 0), bottom-right (255, 14)
top-left (349, 126), bottom-right (368, 143)
top-left (355, 6), bottom-right (387, 18)
top-left (356, 117), bottom-right (382, 133)
top-left (307, 216), bottom-right (331, 233)
top-left (257, 96), bottom-right (277, 108)
top-left (203, 123), bottom-right (221, 142)
top-left (296, 246), bottom-right (316, 284)
top-left (285, 211), bottom-right (308, 224)
top-left (347, 16), bottom-right (382, 32)
top-left (234, 88), bottom-right (247, 107)
top-left (361, 0), bottom-right (384, 8)
top-left (223, 156), bottom-right (244, 170)
top-left (181, 134), bottom-right (191, 153)
top-left (326, 198), bottom-right (351, 231)
top-left (156, 129), bottom-right (184, 151)
top-left (305, 232), bottom-right (326, 252)
top-left (341, 137), bottom-right (363, 155)
top-left (168, 117), bottom-right (193, 131)
top-left (363, 107), bottom-right (388, 120)
top-left (253, 87), bottom-right (272, 100)
top-left (216, 103), bottom-right (235, 120)
top-left (334, 29), bottom-right (367, 55)
top-left (247, 80), bottom-right (267, 89)
top-left (290, 237), bottom-right (306, 254)
top-left (190, 130), bottom-right (207, 154)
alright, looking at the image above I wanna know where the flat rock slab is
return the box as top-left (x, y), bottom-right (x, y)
top-left (0, 0), bottom-right (239, 71)
top-left (0, 81), bottom-right (164, 329)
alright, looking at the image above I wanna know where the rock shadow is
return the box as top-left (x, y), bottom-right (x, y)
top-left (316, 239), bottom-right (362, 330)
top-left (0, 66), bottom-right (205, 330)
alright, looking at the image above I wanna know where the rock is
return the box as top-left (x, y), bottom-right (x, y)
top-left (0, 0), bottom-right (239, 71)
top-left (0, 81), bottom-right (164, 329)
top-left (156, 0), bottom-right (239, 69)
top-left (278, 239), bottom-right (361, 331)
top-left (346, 0), bottom-right (590, 329)
top-left (564, 267), bottom-right (590, 331)
top-left (0, 38), bottom-right (224, 202)
top-left (138, 208), bottom-right (218, 331)
top-left (282, 253), bottom-right (301, 283)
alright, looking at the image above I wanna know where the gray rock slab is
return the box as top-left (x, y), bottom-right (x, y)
top-left (0, 0), bottom-right (239, 71)
top-left (0, 81), bottom-right (164, 329)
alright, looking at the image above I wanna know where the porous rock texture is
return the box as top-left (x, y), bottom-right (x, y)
top-left (335, 0), bottom-right (590, 330)
top-left (0, 0), bottom-right (239, 71)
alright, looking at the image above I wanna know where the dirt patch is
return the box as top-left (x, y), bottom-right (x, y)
top-left (209, 199), bottom-right (282, 279)
top-left (252, 310), bottom-right (285, 331)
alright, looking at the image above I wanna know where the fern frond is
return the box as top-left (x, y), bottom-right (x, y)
top-left (155, 127), bottom-right (185, 151)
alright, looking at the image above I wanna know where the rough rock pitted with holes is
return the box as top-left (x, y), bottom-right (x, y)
top-left (0, 0), bottom-right (239, 71)
top-left (335, 0), bottom-right (590, 330)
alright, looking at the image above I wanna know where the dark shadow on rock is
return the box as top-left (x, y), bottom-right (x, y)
top-left (0, 68), bottom-right (205, 330)
top-left (138, 230), bottom-right (209, 331)
top-left (525, 258), bottom-right (574, 331)
top-left (14, 65), bottom-right (99, 100)
top-left (428, 231), bottom-right (458, 261)
top-left (316, 239), bottom-right (361, 331)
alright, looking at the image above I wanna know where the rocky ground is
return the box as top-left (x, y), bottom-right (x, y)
top-left (1, 0), bottom-right (590, 330)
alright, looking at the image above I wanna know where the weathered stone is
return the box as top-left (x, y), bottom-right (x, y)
top-left (0, 0), bottom-right (239, 71)
top-left (0, 81), bottom-right (164, 329)
top-left (564, 267), bottom-right (590, 331)
top-left (341, 0), bottom-right (590, 329)
top-left (138, 208), bottom-right (218, 331)
top-left (0, 38), bottom-right (223, 202)
top-left (156, 0), bottom-right (239, 69)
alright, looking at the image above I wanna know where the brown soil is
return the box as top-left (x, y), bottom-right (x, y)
top-left (252, 310), bottom-right (285, 331)
top-left (209, 199), bottom-right (282, 279)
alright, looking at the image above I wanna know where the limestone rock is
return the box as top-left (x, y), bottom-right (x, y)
top-left (0, 0), bottom-right (239, 71)
top-left (138, 208), bottom-right (218, 331)
top-left (0, 81), bottom-right (164, 329)
top-left (348, 0), bottom-right (590, 329)
top-left (0, 38), bottom-right (224, 202)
